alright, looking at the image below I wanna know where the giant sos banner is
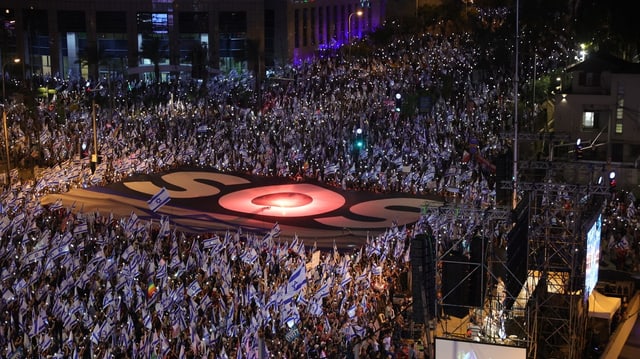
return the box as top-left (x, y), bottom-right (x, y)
top-left (109, 170), bottom-right (443, 234)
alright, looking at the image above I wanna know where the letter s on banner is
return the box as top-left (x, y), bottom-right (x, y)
top-left (315, 198), bottom-right (442, 229)
top-left (123, 172), bottom-right (250, 198)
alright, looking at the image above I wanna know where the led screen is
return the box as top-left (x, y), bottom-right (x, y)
top-left (585, 214), bottom-right (602, 300)
top-left (435, 338), bottom-right (527, 359)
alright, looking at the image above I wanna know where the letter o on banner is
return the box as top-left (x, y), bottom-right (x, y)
top-left (218, 183), bottom-right (345, 217)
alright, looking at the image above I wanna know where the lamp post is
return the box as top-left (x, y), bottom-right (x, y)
top-left (91, 98), bottom-right (98, 173)
top-left (86, 84), bottom-right (104, 174)
top-left (348, 9), bottom-right (364, 56)
top-left (2, 57), bottom-right (21, 103)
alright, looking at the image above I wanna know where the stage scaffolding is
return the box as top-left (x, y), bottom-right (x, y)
top-left (421, 160), bottom-right (610, 359)
top-left (517, 167), bottom-right (609, 359)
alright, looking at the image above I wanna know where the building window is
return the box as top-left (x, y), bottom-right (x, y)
top-left (578, 72), bottom-right (601, 87)
top-left (582, 111), bottom-right (596, 129)
top-left (616, 97), bottom-right (624, 120)
top-left (615, 121), bottom-right (623, 134)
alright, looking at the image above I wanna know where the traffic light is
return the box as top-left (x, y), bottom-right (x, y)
top-left (394, 93), bottom-right (402, 112)
top-left (609, 171), bottom-right (616, 191)
top-left (575, 138), bottom-right (583, 160)
top-left (80, 142), bottom-right (89, 159)
top-left (354, 128), bottom-right (364, 149)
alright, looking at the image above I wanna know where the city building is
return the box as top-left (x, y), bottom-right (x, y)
top-left (0, 0), bottom-right (385, 83)
top-left (554, 51), bottom-right (640, 166)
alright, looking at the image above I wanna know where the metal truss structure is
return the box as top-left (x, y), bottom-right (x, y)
top-left (425, 158), bottom-right (609, 359)
top-left (501, 161), bottom-right (609, 359)
top-left (425, 203), bottom-right (520, 345)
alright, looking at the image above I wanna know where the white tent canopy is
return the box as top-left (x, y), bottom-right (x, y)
top-left (589, 290), bottom-right (622, 320)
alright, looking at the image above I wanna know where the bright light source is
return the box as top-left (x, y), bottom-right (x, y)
top-left (395, 93), bottom-right (401, 100)
top-left (576, 138), bottom-right (581, 146)
top-left (356, 128), bottom-right (363, 135)
top-left (609, 171), bottom-right (616, 180)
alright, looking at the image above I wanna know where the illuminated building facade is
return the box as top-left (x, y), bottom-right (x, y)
top-left (554, 51), bottom-right (640, 165)
top-left (0, 0), bottom-right (384, 82)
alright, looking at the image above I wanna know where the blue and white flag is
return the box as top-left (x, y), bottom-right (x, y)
top-left (147, 187), bottom-right (171, 212)
top-left (241, 248), bottom-right (259, 264)
top-left (340, 271), bottom-right (352, 287)
top-left (49, 245), bottom-right (70, 261)
top-left (73, 222), bottom-right (88, 235)
top-left (309, 298), bottom-right (323, 316)
top-left (203, 235), bottom-right (221, 250)
top-left (347, 303), bottom-right (357, 318)
top-left (156, 259), bottom-right (167, 281)
top-left (371, 264), bottom-right (383, 276)
top-left (314, 280), bottom-right (331, 299)
top-left (30, 310), bottom-right (48, 336)
top-left (187, 280), bottom-right (202, 297)
top-left (271, 222), bottom-right (281, 238)
top-left (48, 198), bottom-right (64, 211)
top-left (288, 263), bottom-right (307, 293)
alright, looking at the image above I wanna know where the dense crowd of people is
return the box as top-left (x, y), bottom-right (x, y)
top-left (2, 25), bottom-right (508, 359)
top-left (0, 193), bottom-right (415, 358)
top-left (4, 25), bottom-right (522, 206)
top-left (0, 5), bottom-right (636, 359)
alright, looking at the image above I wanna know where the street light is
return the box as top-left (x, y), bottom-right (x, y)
top-left (86, 84), bottom-right (105, 174)
top-left (348, 9), bottom-right (364, 56)
top-left (2, 58), bottom-right (21, 102)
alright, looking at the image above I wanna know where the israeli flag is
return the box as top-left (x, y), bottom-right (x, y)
top-left (371, 265), bottom-right (382, 276)
top-left (73, 222), bottom-right (88, 235)
top-left (203, 236), bottom-right (220, 249)
top-left (50, 245), bottom-right (70, 261)
top-left (315, 281), bottom-right (331, 299)
top-left (187, 280), bottom-right (202, 297)
top-left (147, 187), bottom-right (171, 212)
top-left (347, 304), bottom-right (357, 318)
top-left (271, 222), bottom-right (281, 237)
top-left (288, 263), bottom-right (307, 293)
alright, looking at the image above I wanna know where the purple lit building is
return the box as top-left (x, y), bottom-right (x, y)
top-left (0, 0), bottom-right (388, 82)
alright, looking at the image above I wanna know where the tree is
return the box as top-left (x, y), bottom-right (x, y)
top-left (573, 0), bottom-right (639, 61)
top-left (139, 36), bottom-right (168, 83)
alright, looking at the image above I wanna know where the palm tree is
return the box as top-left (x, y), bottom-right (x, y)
top-left (139, 36), bottom-right (168, 83)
